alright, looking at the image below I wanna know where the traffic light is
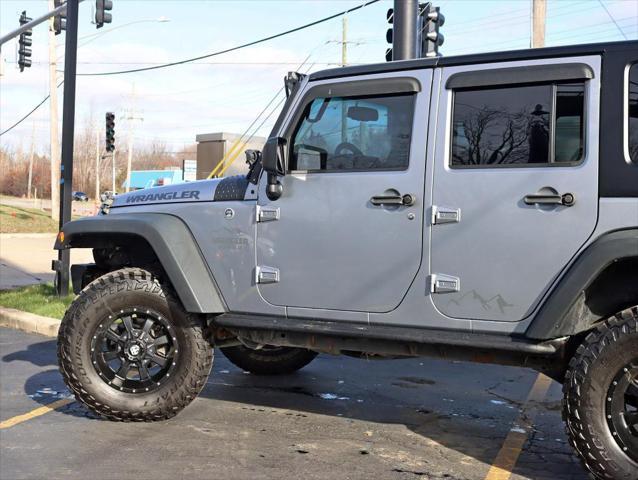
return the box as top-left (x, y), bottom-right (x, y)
top-left (18, 11), bottom-right (33, 72)
top-left (95, 0), bottom-right (113, 29)
top-left (385, 8), bottom-right (393, 62)
top-left (105, 112), bottom-right (115, 152)
top-left (53, 0), bottom-right (67, 35)
top-left (419, 3), bottom-right (445, 58)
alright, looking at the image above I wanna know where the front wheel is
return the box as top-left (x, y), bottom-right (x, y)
top-left (220, 345), bottom-right (318, 375)
top-left (563, 306), bottom-right (638, 479)
top-left (57, 268), bottom-right (213, 421)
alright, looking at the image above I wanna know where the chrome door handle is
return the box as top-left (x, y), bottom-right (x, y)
top-left (370, 193), bottom-right (416, 206)
top-left (524, 192), bottom-right (575, 207)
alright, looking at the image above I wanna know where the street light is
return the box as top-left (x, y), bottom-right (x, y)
top-left (57, 17), bottom-right (171, 50)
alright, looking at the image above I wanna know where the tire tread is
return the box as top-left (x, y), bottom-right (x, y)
top-left (57, 268), bottom-right (213, 422)
top-left (562, 306), bottom-right (638, 479)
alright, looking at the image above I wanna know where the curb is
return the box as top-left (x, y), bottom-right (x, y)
top-left (0, 233), bottom-right (57, 239)
top-left (0, 306), bottom-right (60, 337)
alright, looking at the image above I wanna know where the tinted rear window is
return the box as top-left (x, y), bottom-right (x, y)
top-left (628, 63), bottom-right (638, 164)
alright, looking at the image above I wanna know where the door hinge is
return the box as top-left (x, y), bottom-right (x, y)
top-left (256, 205), bottom-right (280, 223)
top-left (429, 274), bottom-right (460, 294)
top-left (256, 266), bottom-right (280, 284)
top-left (431, 206), bottom-right (461, 225)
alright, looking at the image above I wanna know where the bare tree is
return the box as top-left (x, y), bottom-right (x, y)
top-left (453, 106), bottom-right (544, 165)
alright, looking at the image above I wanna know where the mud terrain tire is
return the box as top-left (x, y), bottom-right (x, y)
top-left (563, 306), bottom-right (638, 479)
top-left (220, 345), bottom-right (318, 375)
top-left (57, 268), bottom-right (213, 421)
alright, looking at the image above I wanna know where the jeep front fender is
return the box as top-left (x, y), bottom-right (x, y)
top-left (526, 229), bottom-right (638, 339)
top-left (56, 213), bottom-right (227, 314)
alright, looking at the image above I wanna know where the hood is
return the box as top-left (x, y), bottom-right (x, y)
top-left (111, 176), bottom-right (251, 208)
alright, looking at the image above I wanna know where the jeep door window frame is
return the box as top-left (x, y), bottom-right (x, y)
top-left (625, 62), bottom-right (638, 165)
top-left (446, 63), bottom-right (593, 169)
top-left (282, 77), bottom-right (421, 174)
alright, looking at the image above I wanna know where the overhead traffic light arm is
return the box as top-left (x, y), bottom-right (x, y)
top-left (0, 1), bottom-right (74, 46)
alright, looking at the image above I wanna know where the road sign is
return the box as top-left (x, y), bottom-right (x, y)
top-left (183, 159), bottom-right (197, 182)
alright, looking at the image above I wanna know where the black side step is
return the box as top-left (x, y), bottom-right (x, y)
top-left (214, 313), bottom-right (562, 355)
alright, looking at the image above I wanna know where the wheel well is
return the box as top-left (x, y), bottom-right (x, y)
top-left (527, 229), bottom-right (638, 340)
top-left (91, 234), bottom-right (163, 273)
top-left (61, 213), bottom-right (226, 313)
top-left (71, 233), bottom-right (166, 285)
top-left (584, 257), bottom-right (638, 318)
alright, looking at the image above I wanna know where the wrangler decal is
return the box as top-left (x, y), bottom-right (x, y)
top-left (125, 190), bottom-right (201, 203)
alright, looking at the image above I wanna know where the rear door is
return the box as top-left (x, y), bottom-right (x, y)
top-left (430, 56), bottom-right (601, 322)
top-left (256, 72), bottom-right (431, 313)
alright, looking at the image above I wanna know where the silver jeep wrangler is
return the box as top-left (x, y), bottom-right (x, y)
top-left (56, 40), bottom-right (638, 479)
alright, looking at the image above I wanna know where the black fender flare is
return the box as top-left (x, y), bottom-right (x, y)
top-left (55, 213), bottom-right (226, 314)
top-left (526, 229), bottom-right (638, 339)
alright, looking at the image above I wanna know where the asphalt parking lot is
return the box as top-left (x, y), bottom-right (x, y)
top-left (0, 327), bottom-right (588, 480)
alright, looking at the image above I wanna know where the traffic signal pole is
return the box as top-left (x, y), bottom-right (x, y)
top-left (55, 0), bottom-right (80, 296)
top-left (48, 0), bottom-right (61, 223)
top-left (392, 0), bottom-right (418, 60)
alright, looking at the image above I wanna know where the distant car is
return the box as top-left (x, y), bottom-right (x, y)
top-left (72, 191), bottom-right (89, 202)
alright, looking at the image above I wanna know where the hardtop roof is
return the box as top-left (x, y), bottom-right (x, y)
top-left (308, 40), bottom-right (638, 82)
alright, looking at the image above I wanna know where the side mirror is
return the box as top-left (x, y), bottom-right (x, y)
top-left (262, 136), bottom-right (287, 177)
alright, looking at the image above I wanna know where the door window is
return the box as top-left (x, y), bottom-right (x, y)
top-left (451, 83), bottom-right (585, 167)
top-left (628, 63), bottom-right (638, 164)
top-left (290, 94), bottom-right (415, 172)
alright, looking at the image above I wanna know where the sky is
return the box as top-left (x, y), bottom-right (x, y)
top-left (1, 0), bottom-right (637, 156)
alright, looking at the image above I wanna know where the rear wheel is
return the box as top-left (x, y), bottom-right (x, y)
top-left (58, 268), bottom-right (213, 421)
top-left (220, 345), bottom-right (318, 375)
top-left (563, 306), bottom-right (638, 479)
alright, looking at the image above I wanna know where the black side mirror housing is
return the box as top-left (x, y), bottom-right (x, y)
top-left (262, 136), bottom-right (287, 177)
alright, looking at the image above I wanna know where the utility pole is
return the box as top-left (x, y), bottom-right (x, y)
top-left (393, 0), bottom-right (418, 60)
top-left (48, 0), bottom-right (60, 222)
top-left (95, 129), bottom-right (101, 201)
top-left (126, 132), bottom-right (133, 193)
top-left (124, 84), bottom-right (143, 193)
top-left (112, 149), bottom-right (116, 193)
top-left (55, 0), bottom-right (79, 296)
top-left (27, 122), bottom-right (36, 199)
top-left (531, 0), bottom-right (546, 48)
top-left (341, 17), bottom-right (348, 67)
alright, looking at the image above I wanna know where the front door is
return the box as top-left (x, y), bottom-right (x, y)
top-left (256, 72), bottom-right (432, 313)
top-left (430, 56), bottom-right (601, 322)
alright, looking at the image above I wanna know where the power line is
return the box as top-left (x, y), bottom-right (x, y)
top-left (1, 1), bottom-right (377, 136)
top-left (0, 81), bottom-right (64, 137)
top-left (53, 61), bottom-right (352, 65)
top-left (444, 16), bottom-right (636, 55)
top-left (209, 54), bottom-right (321, 177)
top-left (597, 0), bottom-right (628, 40)
top-left (76, 0), bottom-right (380, 76)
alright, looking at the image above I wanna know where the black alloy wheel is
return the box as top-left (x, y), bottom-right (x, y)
top-left (606, 361), bottom-right (638, 462)
top-left (58, 268), bottom-right (213, 421)
top-left (563, 306), bottom-right (638, 479)
top-left (91, 308), bottom-right (178, 394)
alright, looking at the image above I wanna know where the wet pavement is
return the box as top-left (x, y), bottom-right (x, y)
top-left (0, 327), bottom-right (588, 480)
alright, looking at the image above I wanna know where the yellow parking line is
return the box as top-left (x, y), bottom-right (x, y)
top-left (484, 373), bottom-right (553, 480)
top-left (0, 398), bottom-right (74, 430)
